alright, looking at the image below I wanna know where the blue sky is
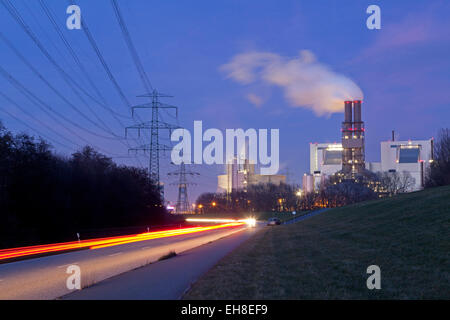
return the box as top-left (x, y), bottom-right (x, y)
top-left (0, 0), bottom-right (449, 203)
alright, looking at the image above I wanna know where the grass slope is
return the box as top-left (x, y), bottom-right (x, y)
top-left (184, 186), bottom-right (450, 299)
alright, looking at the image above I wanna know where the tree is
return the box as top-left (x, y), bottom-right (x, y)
top-left (0, 122), bottom-right (170, 248)
top-left (377, 171), bottom-right (415, 195)
top-left (426, 128), bottom-right (450, 187)
top-left (195, 183), bottom-right (298, 213)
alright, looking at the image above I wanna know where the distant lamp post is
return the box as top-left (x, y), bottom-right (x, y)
top-left (211, 201), bottom-right (217, 207)
top-left (278, 198), bottom-right (284, 212)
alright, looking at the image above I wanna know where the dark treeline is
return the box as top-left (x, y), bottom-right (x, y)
top-left (426, 128), bottom-right (450, 188)
top-left (195, 172), bottom-right (411, 214)
top-left (0, 122), bottom-right (172, 249)
top-left (301, 174), bottom-right (379, 210)
top-left (196, 179), bottom-right (378, 214)
top-left (196, 183), bottom-right (299, 214)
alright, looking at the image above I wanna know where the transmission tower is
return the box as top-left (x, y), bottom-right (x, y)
top-left (126, 89), bottom-right (179, 199)
top-left (168, 162), bottom-right (200, 214)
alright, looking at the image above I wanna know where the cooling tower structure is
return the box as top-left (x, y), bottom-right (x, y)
top-left (342, 100), bottom-right (365, 177)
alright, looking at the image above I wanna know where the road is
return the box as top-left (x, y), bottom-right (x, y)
top-left (0, 223), bottom-right (251, 300)
top-left (64, 225), bottom-right (262, 300)
top-left (63, 211), bottom-right (327, 300)
top-left (284, 208), bottom-right (329, 224)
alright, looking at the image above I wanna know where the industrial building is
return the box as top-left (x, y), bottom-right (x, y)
top-left (303, 100), bottom-right (433, 193)
top-left (377, 139), bottom-right (434, 190)
top-left (309, 142), bottom-right (343, 176)
top-left (217, 157), bottom-right (286, 193)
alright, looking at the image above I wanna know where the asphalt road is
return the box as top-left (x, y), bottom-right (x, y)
top-left (62, 211), bottom-right (326, 300)
top-left (284, 208), bottom-right (329, 224)
top-left (0, 223), bottom-right (250, 300)
top-left (64, 224), bottom-right (262, 300)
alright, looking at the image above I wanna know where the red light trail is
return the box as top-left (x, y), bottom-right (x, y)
top-left (0, 222), bottom-right (245, 261)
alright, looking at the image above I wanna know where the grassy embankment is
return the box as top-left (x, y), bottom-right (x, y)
top-left (184, 186), bottom-right (450, 299)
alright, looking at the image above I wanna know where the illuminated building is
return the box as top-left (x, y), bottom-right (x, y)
top-left (217, 157), bottom-right (285, 193)
top-left (302, 101), bottom-right (433, 193)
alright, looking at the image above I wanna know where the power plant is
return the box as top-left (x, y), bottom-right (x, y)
top-left (303, 99), bottom-right (434, 194)
top-left (342, 100), bottom-right (365, 177)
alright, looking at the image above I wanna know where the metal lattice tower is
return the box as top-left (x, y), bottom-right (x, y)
top-left (126, 89), bottom-right (179, 198)
top-left (168, 162), bottom-right (199, 214)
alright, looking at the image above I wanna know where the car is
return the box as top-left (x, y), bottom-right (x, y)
top-left (267, 217), bottom-right (281, 226)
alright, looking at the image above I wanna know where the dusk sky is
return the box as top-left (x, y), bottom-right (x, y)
top-left (0, 0), bottom-right (449, 203)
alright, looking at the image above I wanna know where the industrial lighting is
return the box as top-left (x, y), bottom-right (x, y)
top-left (326, 144), bottom-right (343, 151)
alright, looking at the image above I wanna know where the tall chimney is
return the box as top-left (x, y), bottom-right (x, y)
top-left (344, 101), bottom-right (353, 123)
top-left (353, 100), bottom-right (361, 124)
top-left (353, 100), bottom-right (364, 174)
top-left (392, 130), bottom-right (395, 141)
top-left (342, 101), bottom-right (353, 175)
top-left (342, 100), bottom-right (365, 178)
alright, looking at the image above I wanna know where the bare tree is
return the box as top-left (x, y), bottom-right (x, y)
top-left (398, 171), bottom-right (416, 193)
top-left (377, 171), bottom-right (415, 195)
top-left (426, 128), bottom-right (450, 187)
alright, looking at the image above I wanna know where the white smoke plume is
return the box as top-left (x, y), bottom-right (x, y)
top-left (220, 50), bottom-right (363, 116)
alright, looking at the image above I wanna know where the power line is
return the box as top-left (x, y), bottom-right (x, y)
top-left (21, 0), bottom-right (85, 85)
top-left (0, 104), bottom-right (75, 151)
top-left (67, 0), bottom-right (132, 112)
top-left (0, 32), bottom-right (123, 141)
top-left (38, 0), bottom-right (107, 106)
top-left (64, 0), bottom-right (149, 145)
top-left (110, 0), bottom-right (153, 94)
top-left (0, 65), bottom-right (123, 157)
top-left (1, 0), bottom-right (148, 167)
top-left (39, 0), bottom-right (148, 152)
top-left (0, 90), bottom-right (82, 149)
top-left (37, 0), bottom-right (131, 123)
top-left (1, 0), bottom-right (128, 140)
top-left (62, 0), bottom-right (151, 167)
top-left (0, 109), bottom-right (73, 151)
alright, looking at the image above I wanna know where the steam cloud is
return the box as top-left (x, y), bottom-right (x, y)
top-left (220, 50), bottom-right (363, 116)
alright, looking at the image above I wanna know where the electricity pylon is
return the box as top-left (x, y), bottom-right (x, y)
top-left (126, 89), bottom-right (178, 199)
top-left (168, 162), bottom-right (199, 214)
